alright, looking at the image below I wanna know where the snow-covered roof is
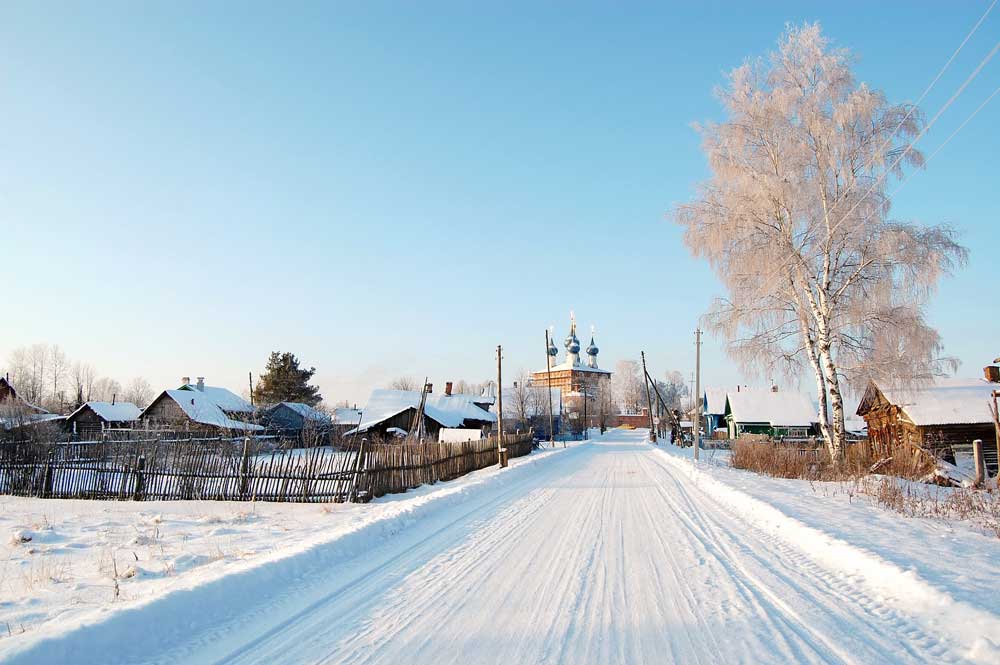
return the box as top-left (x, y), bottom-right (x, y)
top-left (333, 407), bottom-right (363, 425)
top-left (349, 389), bottom-right (497, 434)
top-left (177, 384), bottom-right (254, 414)
top-left (726, 390), bottom-right (817, 427)
top-left (159, 390), bottom-right (263, 431)
top-left (0, 412), bottom-right (65, 430)
top-left (464, 393), bottom-right (495, 406)
top-left (703, 388), bottom-right (729, 415)
top-left (273, 402), bottom-right (331, 424)
top-left (69, 401), bottom-right (141, 423)
top-left (871, 378), bottom-right (997, 427)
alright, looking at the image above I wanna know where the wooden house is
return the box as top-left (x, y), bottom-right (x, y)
top-left (724, 389), bottom-right (817, 440)
top-left (856, 374), bottom-right (999, 472)
top-left (139, 380), bottom-right (260, 433)
top-left (66, 401), bottom-right (141, 436)
top-left (263, 402), bottom-right (332, 432)
top-left (347, 386), bottom-right (496, 440)
top-left (701, 388), bottom-right (730, 438)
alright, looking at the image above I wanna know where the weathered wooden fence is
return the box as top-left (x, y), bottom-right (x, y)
top-left (0, 432), bottom-right (533, 503)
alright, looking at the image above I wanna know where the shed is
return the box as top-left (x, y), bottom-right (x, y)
top-left (856, 376), bottom-right (999, 472)
top-left (66, 401), bottom-right (141, 435)
top-left (263, 402), bottom-right (332, 431)
top-left (347, 388), bottom-right (496, 440)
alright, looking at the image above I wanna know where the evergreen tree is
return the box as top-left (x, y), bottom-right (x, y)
top-left (253, 352), bottom-right (322, 406)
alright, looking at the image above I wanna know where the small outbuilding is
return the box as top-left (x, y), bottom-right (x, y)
top-left (347, 387), bottom-right (496, 440)
top-left (856, 373), bottom-right (999, 472)
top-left (66, 401), bottom-right (141, 435)
top-left (263, 402), bottom-right (332, 432)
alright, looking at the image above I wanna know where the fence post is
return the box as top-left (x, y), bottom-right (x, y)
top-left (42, 452), bottom-right (54, 498)
top-left (973, 439), bottom-right (986, 487)
top-left (350, 437), bottom-right (368, 502)
top-left (133, 455), bottom-right (146, 501)
top-left (239, 436), bottom-right (251, 499)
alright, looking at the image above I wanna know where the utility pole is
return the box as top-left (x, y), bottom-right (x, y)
top-left (694, 328), bottom-right (702, 461)
top-left (496, 345), bottom-right (504, 457)
top-left (409, 377), bottom-right (430, 442)
top-left (544, 329), bottom-right (555, 448)
top-left (582, 385), bottom-right (588, 440)
top-left (641, 351), bottom-right (657, 444)
top-left (248, 371), bottom-right (254, 407)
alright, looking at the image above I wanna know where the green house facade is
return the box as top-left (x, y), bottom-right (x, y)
top-left (724, 389), bottom-right (817, 439)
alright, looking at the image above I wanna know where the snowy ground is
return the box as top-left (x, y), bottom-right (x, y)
top-left (2, 429), bottom-right (999, 664)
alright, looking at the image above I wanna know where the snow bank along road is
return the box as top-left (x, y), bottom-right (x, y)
top-left (7, 429), bottom-right (998, 664)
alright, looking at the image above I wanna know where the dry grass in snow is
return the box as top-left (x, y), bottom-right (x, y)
top-left (0, 496), bottom-right (367, 638)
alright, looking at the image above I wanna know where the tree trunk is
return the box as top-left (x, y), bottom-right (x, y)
top-left (817, 335), bottom-right (847, 459)
top-left (805, 331), bottom-right (833, 451)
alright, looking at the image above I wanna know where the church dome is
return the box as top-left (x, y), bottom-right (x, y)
top-left (547, 337), bottom-right (558, 357)
top-left (586, 337), bottom-right (599, 356)
top-left (565, 333), bottom-right (580, 354)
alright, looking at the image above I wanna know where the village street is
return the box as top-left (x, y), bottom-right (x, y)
top-left (11, 428), bottom-right (990, 665)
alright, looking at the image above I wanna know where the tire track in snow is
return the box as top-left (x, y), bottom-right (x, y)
top-left (642, 450), bottom-right (962, 663)
top-left (179, 444), bottom-right (595, 665)
top-left (45, 430), bottom-right (985, 665)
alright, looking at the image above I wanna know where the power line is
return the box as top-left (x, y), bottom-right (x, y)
top-left (822, 0), bottom-right (998, 221)
top-left (892, 82), bottom-right (1000, 197)
top-left (757, 34), bottom-right (1000, 287)
top-left (821, 38), bottom-right (1000, 238)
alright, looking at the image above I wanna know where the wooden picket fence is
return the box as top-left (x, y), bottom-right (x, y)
top-left (0, 432), bottom-right (533, 503)
top-left (356, 434), bottom-right (533, 499)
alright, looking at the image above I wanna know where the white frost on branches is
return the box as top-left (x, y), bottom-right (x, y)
top-left (674, 24), bottom-right (967, 456)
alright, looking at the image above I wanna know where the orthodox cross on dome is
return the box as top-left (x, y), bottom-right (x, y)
top-left (586, 326), bottom-right (600, 369)
top-left (564, 312), bottom-right (582, 366)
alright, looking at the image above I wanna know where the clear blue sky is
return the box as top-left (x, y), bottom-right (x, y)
top-left (3, 1), bottom-right (997, 405)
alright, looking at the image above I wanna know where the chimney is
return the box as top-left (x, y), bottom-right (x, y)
top-left (984, 365), bottom-right (1000, 384)
top-left (182, 376), bottom-right (191, 386)
top-left (196, 377), bottom-right (205, 392)
top-left (445, 381), bottom-right (453, 396)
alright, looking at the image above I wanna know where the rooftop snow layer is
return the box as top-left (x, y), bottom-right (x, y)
top-left (350, 389), bottom-right (496, 433)
top-left (875, 377), bottom-right (997, 427)
top-left (726, 390), bottom-right (817, 427)
top-left (276, 402), bottom-right (331, 423)
top-left (703, 388), bottom-right (729, 415)
top-left (164, 390), bottom-right (262, 431)
top-left (70, 401), bottom-right (141, 422)
top-left (177, 384), bottom-right (254, 414)
top-left (333, 407), bottom-right (363, 424)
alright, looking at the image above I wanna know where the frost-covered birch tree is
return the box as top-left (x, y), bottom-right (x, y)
top-left (674, 24), bottom-right (966, 457)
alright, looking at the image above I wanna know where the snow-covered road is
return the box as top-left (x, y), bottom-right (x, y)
top-left (8, 429), bottom-right (994, 664)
